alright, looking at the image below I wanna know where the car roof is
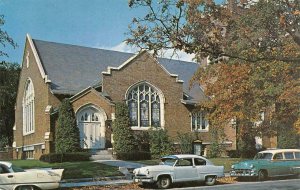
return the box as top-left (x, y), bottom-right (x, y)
top-left (0, 161), bottom-right (12, 168)
top-left (259, 149), bottom-right (300, 154)
top-left (162, 154), bottom-right (207, 160)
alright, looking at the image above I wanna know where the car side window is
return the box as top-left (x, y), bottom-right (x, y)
top-left (176, 158), bottom-right (193, 167)
top-left (0, 165), bottom-right (9, 174)
top-left (295, 152), bottom-right (300, 159)
top-left (284, 152), bottom-right (294, 160)
top-left (273, 153), bottom-right (283, 160)
top-left (194, 158), bottom-right (206, 166)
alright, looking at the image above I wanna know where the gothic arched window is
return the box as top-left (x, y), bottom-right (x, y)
top-left (127, 83), bottom-right (163, 128)
top-left (23, 79), bottom-right (35, 135)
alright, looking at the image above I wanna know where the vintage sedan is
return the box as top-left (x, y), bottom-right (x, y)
top-left (230, 149), bottom-right (300, 181)
top-left (0, 161), bottom-right (64, 190)
top-left (133, 154), bottom-right (224, 189)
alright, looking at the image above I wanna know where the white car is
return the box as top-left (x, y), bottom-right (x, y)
top-left (133, 154), bottom-right (224, 189)
top-left (0, 161), bottom-right (64, 190)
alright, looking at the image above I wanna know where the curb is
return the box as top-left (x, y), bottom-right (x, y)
top-left (59, 179), bottom-right (133, 188)
top-left (61, 176), bottom-right (126, 183)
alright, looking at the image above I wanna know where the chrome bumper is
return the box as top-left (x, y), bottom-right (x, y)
top-left (230, 169), bottom-right (257, 177)
top-left (133, 176), bottom-right (154, 183)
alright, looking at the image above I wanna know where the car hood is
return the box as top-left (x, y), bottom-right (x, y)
top-left (134, 165), bottom-right (173, 175)
top-left (233, 160), bottom-right (269, 169)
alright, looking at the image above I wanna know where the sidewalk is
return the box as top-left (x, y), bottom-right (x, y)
top-left (60, 177), bottom-right (132, 188)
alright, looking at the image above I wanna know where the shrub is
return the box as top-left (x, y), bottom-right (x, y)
top-left (112, 102), bottom-right (135, 155)
top-left (39, 152), bottom-right (91, 163)
top-left (176, 132), bottom-right (196, 154)
top-left (115, 151), bottom-right (151, 161)
top-left (149, 128), bottom-right (173, 159)
top-left (0, 135), bottom-right (8, 151)
top-left (55, 99), bottom-right (81, 153)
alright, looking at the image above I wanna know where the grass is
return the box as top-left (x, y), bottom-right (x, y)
top-left (11, 160), bottom-right (122, 179)
top-left (209, 158), bottom-right (243, 172)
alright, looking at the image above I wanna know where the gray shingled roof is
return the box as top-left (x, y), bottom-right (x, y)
top-left (33, 39), bottom-right (206, 102)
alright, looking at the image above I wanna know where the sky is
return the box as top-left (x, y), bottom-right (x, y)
top-left (0, 0), bottom-right (224, 64)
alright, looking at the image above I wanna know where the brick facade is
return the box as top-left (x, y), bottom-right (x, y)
top-left (102, 52), bottom-right (193, 137)
top-left (14, 38), bottom-right (54, 159)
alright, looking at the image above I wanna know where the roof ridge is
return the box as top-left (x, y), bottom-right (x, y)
top-left (32, 38), bottom-right (135, 56)
top-left (32, 38), bottom-right (197, 64)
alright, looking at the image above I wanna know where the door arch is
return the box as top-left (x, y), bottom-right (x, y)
top-left (76, 105), bottom-right (106, 149)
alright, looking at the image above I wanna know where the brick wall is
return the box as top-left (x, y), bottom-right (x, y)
top-left (0, 148), bottom-right (13, 161)
top-left (102, 52), bottom-right (195, 138)
top-left (14, 38), bottom-right (60, 159)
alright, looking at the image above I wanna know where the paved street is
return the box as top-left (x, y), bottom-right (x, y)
top-left (165, 178), bottom-right (300, 190)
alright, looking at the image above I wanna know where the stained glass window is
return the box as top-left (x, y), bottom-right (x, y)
top-left (127, 83), bottom-right (162, 127)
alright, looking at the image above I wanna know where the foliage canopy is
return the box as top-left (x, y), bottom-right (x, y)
top-left (0, 62), bottom-right (20, 147)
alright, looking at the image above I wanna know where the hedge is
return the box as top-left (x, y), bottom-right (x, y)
top-left (115, 151), bottom-right (151, 161)
top-left (39, 152), bottom-right (91, 163)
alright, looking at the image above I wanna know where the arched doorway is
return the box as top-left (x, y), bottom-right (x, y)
top-left (76, 105), bottom-right (106, 149)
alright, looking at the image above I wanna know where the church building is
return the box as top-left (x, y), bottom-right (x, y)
top-left (13, 34), bottom-right (238, 160)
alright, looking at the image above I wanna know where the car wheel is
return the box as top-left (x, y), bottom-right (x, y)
top-left (205, 175), bottom-right (216, 186)
top-left (156, 176), bottom-right (171, 189)
top-left (16, 185), bottom-right (39, 190)
top-left (258, 170), bottom-right (268, 181)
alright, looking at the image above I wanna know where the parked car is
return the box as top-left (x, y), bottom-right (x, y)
top-left (230, 149), bottom-right (300, 181)
top-left (0, 161), bottom-right (64, 190)
top-left (133, 154), bottom-right (224, 189)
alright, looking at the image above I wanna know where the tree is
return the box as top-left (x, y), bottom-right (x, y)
top-left (112, 102), bottom-right (135, 155)
top-left (55, 99), bottom-right (81, 153)
top-left (0, 62), bottom-right (20, 148)
top-left (127, 0), bottom-right (300, 63)
top-left (0, 15), bottom-right (17, 57)
top-left (149, 128), bottom-right (173, 159)
top-left (127, 0), bottom-right (300, 150)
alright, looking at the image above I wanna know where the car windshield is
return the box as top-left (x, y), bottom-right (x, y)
top-left (160, 158), bottom-right (177, 166)
top-left (254, 153), bottom-right (273, 160)
top-left (12, 165), bottom-right (25, 172)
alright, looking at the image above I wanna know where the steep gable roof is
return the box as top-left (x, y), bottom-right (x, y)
top-left (32, 38), bottom-right (205, 102)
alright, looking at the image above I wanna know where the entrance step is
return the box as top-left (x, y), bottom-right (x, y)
top-left (90, 149), bottom-right (114, 160)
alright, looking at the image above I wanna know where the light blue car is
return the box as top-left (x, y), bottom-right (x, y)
top-left (230, 149), bottom-right (300, 181)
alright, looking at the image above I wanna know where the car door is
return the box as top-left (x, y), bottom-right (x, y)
top-left (174, 158), bottom-right (198, 182)
top-left (0, 164), bottom-right (15, 190)
top-left (271, 153), bottom-right (288, 176)
top-left (194, 158), bottom-right (208, 181)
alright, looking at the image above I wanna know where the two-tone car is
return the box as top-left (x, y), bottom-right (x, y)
top-left (230, 149), bottom-right (300, 181)
top-left (133, 154), bottom-right (224, 189)
top-left (0, 161), bottom-right (64, 190)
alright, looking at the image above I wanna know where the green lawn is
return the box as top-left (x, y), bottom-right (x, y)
top-left (209, 158), bottom-right (243, 172)
top-left (11, 160), bottom-right (122, 179)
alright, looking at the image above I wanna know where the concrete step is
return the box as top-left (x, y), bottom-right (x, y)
top-left (90, 149), bottom-right (114, 160)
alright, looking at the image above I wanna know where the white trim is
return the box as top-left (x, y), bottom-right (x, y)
top-left (23, 78), bottom-right (35, 136)
top-left (16, 143), bottom-right (45, 149)
top-left (76, 104), bottom-right (107, 149)
top-left (26, 34), bottom-right (51, 83)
